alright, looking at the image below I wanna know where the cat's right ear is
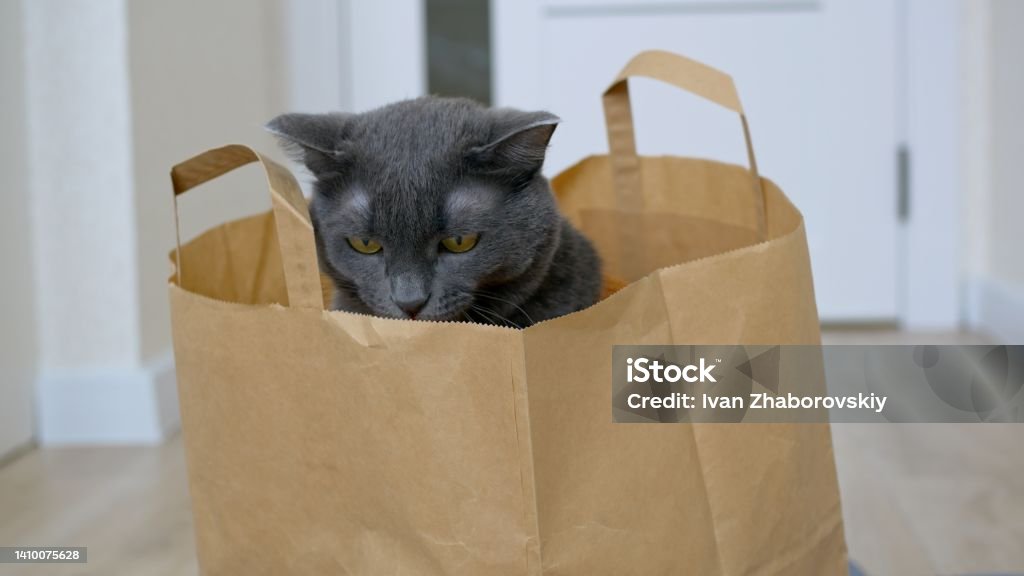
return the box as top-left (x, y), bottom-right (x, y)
top-left (264, 112), bottom-right (354, 179)
top-left (467, 110), bottom-right (560, 186)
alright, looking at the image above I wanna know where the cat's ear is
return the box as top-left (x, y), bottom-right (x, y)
top-left (265, 112), bottom-right (354, 179)
top-left (468, 110), bottom-right (560, 183)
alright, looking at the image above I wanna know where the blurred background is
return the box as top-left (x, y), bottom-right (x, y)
top-left (0, 0), bottom-right (1021, 574)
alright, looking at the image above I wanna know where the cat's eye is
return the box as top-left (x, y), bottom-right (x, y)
top-left (441, 233), bottom-right (479, 253)
top-left (347, 237), bottom-right (382, 254)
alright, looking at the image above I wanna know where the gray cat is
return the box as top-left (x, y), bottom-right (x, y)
top-left (266, 97), bottom-right (601, 328)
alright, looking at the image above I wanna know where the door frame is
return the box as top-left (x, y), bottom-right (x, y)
top-left (283, 0), bottom-right (426, 114)
top-left (491, 0), bottom-right (963, 330)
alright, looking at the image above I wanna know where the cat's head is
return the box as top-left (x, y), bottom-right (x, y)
top-left (266, 97), bottom-right (562, 322)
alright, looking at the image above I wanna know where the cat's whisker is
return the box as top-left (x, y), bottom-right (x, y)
top-left (470, 304), bottom-right (523, 330)
top-left (467, 308), bottom-right (497, 327)
top-left (468, 305), bottom-right (501, 327)
top-left (472, 291), bottom-right (535, 325)
top-left (466, 305), bottom-right (494, 325)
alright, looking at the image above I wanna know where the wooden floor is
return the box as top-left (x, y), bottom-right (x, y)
top-left (824, 330), bottom-right (1024, 575)
top-left (0, 331), bottom-right (1021, 575)
top-left (0, 436), bottom-right (198, 576)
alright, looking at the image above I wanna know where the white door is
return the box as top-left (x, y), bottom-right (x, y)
top-left (493, 0), bottom-right (901, 322)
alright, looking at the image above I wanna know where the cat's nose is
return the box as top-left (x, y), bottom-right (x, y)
top-left (391, 273), bottom-right (430, 318)
top-left (394, 293), bottom-right (429, 318)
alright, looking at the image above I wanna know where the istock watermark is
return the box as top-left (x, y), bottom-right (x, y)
top-left (612, 345), bottom-right (1024, 423)
top-left (626, 357), bottom-right (718, 383)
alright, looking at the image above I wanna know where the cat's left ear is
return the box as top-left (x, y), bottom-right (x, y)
top-left (469, 110), bottom-right (560, 181)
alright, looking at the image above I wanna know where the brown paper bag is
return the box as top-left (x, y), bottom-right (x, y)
top-left (169, 50), bottom-right (847, 575)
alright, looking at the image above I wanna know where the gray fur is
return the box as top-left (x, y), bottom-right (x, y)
top-left (266, 97), bottom-right (601, 328)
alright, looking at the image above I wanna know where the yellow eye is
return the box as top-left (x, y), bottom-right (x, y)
top-left (347, 237), bottom-right (382, 254)
top-left (441, 233), bottom-right (479, 253)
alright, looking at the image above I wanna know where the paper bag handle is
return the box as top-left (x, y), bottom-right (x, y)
top-left (170, 144), bottom-right (324, 310)
top-left (603, 50), bottom-right (766, 238)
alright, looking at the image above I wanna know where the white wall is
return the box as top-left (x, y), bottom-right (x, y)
top-left (0, 0), bottom-right (37, 459)
top-left (989, 0), bottom-right (1024, 289)
top-left (284, 0), bottom-right (351, 113)
top-left (18, 0), bottom-right (295, 444)
top-left (24, 0), bottom-right (138, 370)
top-left (22, 0), bottom-right (159, 443)
top-left (349, 0), bottom-right (426, 111)
top-left (12, 0), bottom-right (398, 445)
top-left (965, 0), bottom-right (1024, 343)
top-left (128, 0), bottom-right (291, 363)
top-left (963, 0), bottom-right (992, 282)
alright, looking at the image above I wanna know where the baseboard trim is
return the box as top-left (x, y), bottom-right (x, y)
top-left (37, 350), bottom-right (179, 445)
top-left (966, 277), bottom-right (1024, 344)
top-left (0, 439), bottom-right (37, 469)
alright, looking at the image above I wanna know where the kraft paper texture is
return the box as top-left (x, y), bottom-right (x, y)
top-left (168, 50), bottom-right (847, 575)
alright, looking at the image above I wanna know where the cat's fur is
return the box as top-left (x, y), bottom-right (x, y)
top-left (266, 97), bottom-right (601, 328)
